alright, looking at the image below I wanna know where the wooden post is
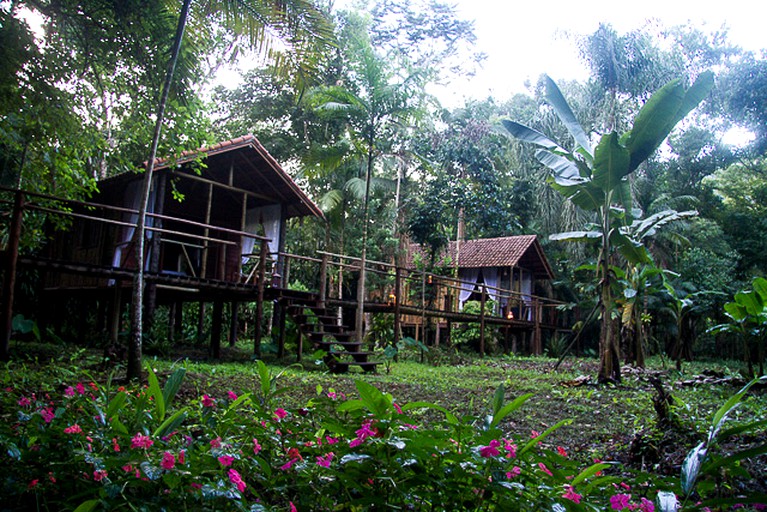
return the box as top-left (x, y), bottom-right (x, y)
top-left (229, 302), bottom-right (239, 347)
top-left (197, 302), bottom-right (206, 342)
top-left (479, 285), bottom-right (487, 357)
top-left (1, 190), bottom-right (24, 361)
top-left (109, 286), bottom-right (123, 346)
top-left (393, 266), bottom-right (401, 346)
top-left (210, 300), bottom-right (223, 358)
top-left (420, 272), bottom-right (426, 344)
top-left (200, 183), bottom-right (213, 278)
top-left (277, 299), bottom-right (287, 359)
top-left (534, 299), bottom-right (542, 355)
top-left (253, 241), bottom-right (267, 357)
top-left (319, 253), bottom-right (328, 307)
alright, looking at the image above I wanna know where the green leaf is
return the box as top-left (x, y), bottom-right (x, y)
top-left (72, 500), bottom-right (100, 512)
top-left (256, 360), bottom-right (271, 399)
top-left (501, 120), bottom-right (562, 151)
top-left (491, 384), bottom-right (505, 416)
top-left (656, 491), bottom-right (679, 512)
top-left (571, 462), bottom-right (612, 486)
top-left (489, 393), bottom-right (533, 429)
top-left (106, 391), bottom-right (128, 420)
top-left (611, 230), bottom-right (651, 265)
top-left (519, 418), bottom-right (572, 455)
top-left (535, 149), bottom-right (580, 179)
top-left (146, 365), bottom-right (166, 422)
top-left (626, 79), bottom-right (685, 171)
top-left (162, 367), bottom-right (186, 411)
top-left (401, 401), bottom-right (459, 424)
top-left (549, 231), bottom-right (602, 243)
top-left (671, 71), bottom-right (715, 128)
top-left (681, 441), bottom-right (707, 496)
top-left (592, 133), bottom-right (630, 191)
top-left (543, 75), bottom-right (592, 155)
top-left (752, 277), bottom-right (767, 302)
top-left (355, 380), bottom-right (391, 417)
top-left (153, 408), bottom-right (188, 439)
top-left (702, 444), bottom-right (767, 474)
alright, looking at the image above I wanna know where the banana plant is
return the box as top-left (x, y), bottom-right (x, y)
top-left (503, 72), bottom-right (713, 382)
top-left (709, 276), bottom-right (767, 377)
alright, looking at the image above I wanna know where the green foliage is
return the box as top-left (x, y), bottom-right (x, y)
top-left (2, 358), bottom-right (765, 511)
top-left (709, 277), bottom-right (767, 376)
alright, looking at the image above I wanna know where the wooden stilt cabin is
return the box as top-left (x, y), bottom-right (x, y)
top-left (25, 135), bottom-right (325, 355)
top-left (404, 235), bottom-right (561, 354)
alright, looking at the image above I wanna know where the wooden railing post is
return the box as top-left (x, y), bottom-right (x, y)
top-left (534, 299), bottom-right (543, 355)
top-left (394, 266), bottom-right (401, 346)
top-left (319, 252), bottom-right (328, 307)
top-left (1, 190), bottom-right (24, 361)
top-left (479, 285), bottom-right (487, 357)
top-left (253, 241), bottom-right (268, 357)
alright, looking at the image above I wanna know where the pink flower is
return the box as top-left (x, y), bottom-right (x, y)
top-left (161, 452), bottom-right (176, 470)
top-left (326, 436), bottom-right (339, 445)
top-left (274, 408), bottom-right (288, 421)
top-left (64, 386), bottom-right (76, 397)
top-left (227, 391), bottom-right (238, 401)
top-left (228, 468), bottom-right (246, 492)
top-left (210, 437), bottom-right (222, 449)
top-left (557, 446), bottom-right (568, 458)
top-left (201, 394), bottom-right (215, 407)
top-left (17, 396), bottom-right (31, 407)
top-left (131, 433), bottom-right (154, 449)
top-left (316, 452), bottom-right (334, 468)
top-left (252, 438), bottom-right (262, 455)
top-left (75, 383), bottom-right (86, 395)
top-left (506, 466), bottom-right (521, 479)
top-left (503, 439), bottom-right (517, 459)
top-left (562, 485), bottom-right (582, 504)
top-left (639, 498), bottom-right (655, 512)
top-left (121, 464), bottom-right (133, 473)
top-left (290, 502), bottom-right (297, 512)
top-left (112, 438), bottom-right (120, 452)
top-left (538, 462), bottom-right (553, 476)
top-left (64, 424), bottom-right (82, 434)
top-left (178, 450), bottom-right (186, 464)
top-left (350, 419), bottom-right (378, 447)
top-left (479, 439), bottom-right (501, 457)
top-left (93, 470), bottom-right (108, 482)
top-left (40, 407), bottom-right (55, 423)
top-left (610, 493), bottom-right (632, 510)
top-left (392, 402), bottom-right (403, 414)
top-left (218, 455), bottom-right (235, 467)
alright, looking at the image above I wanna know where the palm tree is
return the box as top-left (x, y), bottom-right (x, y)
top-left (309, 35), bottom-right (424, 342)
top-left (128, 0), bottom-right (334, 380)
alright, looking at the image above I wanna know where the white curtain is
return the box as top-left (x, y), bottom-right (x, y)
top-left (112, 180), bottom-right (155, 270)
top-left (457, 268), bottom-right (480, 308)
top-left (483, 267), bottom-right (500, 303)
top-left (242, 204), bottom-right (281, 264)
top-left (521, 269), bottom-right (533, 320)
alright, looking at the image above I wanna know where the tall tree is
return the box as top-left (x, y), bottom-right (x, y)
top-left (124, 0), bottom-right (333, 379)
top-left (309, 29), bottom-right (424, 341)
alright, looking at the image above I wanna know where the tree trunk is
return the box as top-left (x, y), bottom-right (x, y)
top-left (355, 136), bottom-right (374, 343)
top-left (127, 0), bottom-right (192, 380)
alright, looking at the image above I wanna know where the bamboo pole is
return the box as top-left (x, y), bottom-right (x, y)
top-left (480, 285), bottom-right (487, 357)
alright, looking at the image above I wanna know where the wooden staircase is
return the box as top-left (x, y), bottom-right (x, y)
top-left (280, 289), bottom-right (378, 373)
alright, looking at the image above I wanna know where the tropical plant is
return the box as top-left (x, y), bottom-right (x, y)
top-left (502, 73), bottom-right (713, 382)
top-left (709, 277), bottom-right (767, 377)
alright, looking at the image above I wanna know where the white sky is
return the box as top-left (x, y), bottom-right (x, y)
top-left (420, 0), bottom-right (766, 107)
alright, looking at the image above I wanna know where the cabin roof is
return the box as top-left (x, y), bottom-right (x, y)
top-left (100, 134), bottom-right (324, 220)
top-left (408, 235), bottom-right (554, 280)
